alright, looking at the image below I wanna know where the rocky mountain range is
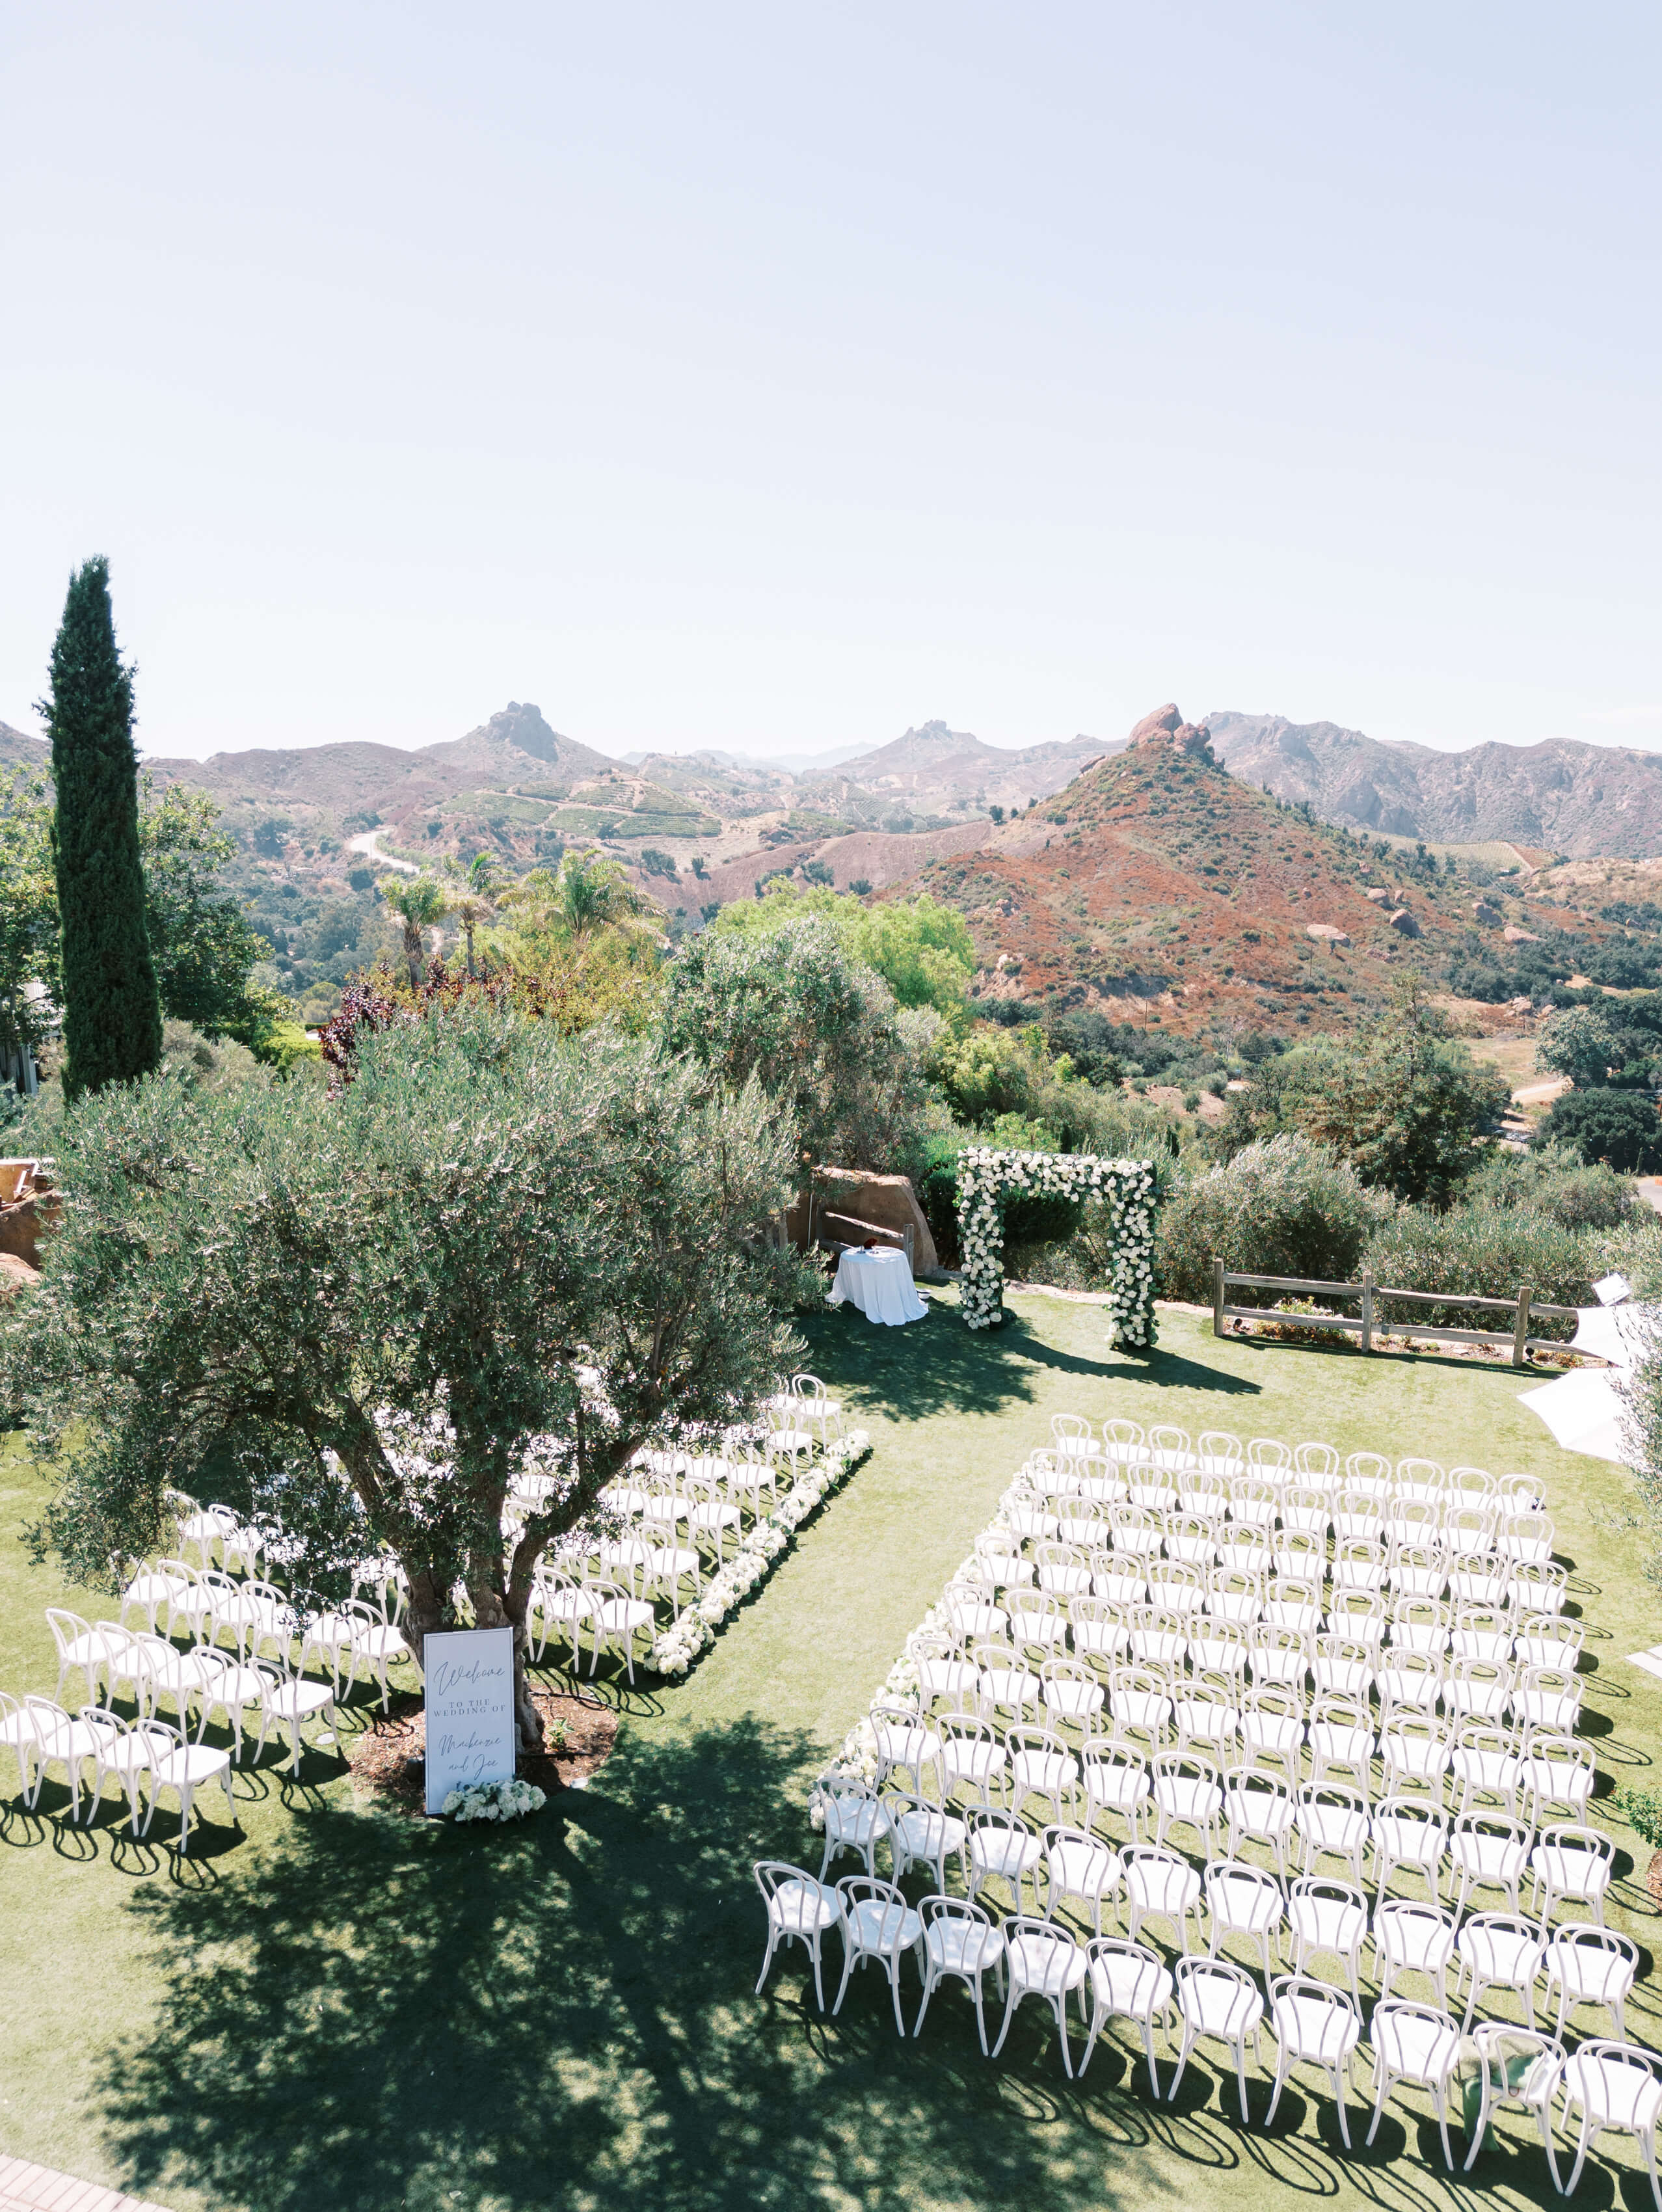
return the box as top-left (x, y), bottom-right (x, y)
top-left (1207, 711), bottom-right (1662, 860)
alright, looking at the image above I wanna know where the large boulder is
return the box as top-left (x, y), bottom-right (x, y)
top-left (1127, 702), bottom-right (1213, 757)
top-left (1387, 908), bottom-right (1421, 937)
top-left (788, 1170), bottom-right (941, 1276)
top-left (0, 1159), bottom-right (55, 1267)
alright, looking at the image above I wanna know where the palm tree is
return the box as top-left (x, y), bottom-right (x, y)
top-left (381, 874), bottom-right (451, 988)
top-left (449, 853), bottom-right (502, 977)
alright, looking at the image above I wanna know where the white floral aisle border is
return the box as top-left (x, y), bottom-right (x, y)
top-left (954, 1149), bottom-right (1159, 1346)
top-left (649, 1429), bottom-right (873, 1677)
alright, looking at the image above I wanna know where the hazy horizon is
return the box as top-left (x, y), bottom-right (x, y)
top-left (4, 5), bottom-right (1655, 766)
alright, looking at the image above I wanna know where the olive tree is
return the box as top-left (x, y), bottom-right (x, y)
top-left (661, 914), bottom-right (930, 1171)
top-left (13, 1001), bottom-right (805, 1747)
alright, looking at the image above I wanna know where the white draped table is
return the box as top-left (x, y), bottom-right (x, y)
top-left (827, 1246), bottom-right (929, 1327)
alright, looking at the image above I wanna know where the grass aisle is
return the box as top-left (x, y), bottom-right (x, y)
top-left (1, 1291), bottom-right (1659, 2212)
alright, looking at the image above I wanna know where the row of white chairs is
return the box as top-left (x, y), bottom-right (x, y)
top-left (1047, 1425), bottom-right (1548, 1501)
top-left (824, 1755), bottom-right (1611, 1922)
top-left (989, 1517), bottom-right (1566, 1595)
top-left (878, 1679), bottom-right (1591, 1806)
top-left (1018, 1490), bottom-right (1555, 1561)
top-left (924, 1608), bottom-right (1582, 1717)
top-left (0, 1694), bottom-right (239, 1850)
top-left (755, 1862), bottom-right (1658, 2198)
top-left (25, 1628), bottom-right (336, 1770)
top-left (834, 1772), bottom-right (1619, 1947)
top-left (789, 1813), bottom-right (1636, 2034)
top-left (956, 1553), bottom-right (1570, 1625)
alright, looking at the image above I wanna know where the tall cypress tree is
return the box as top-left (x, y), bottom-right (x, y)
top-left (38, 558), bottom-right (162, 1099)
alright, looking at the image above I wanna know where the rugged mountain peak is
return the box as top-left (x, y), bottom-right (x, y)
top-left (477, 701), bottom-right (568, 763)
top-left (1127, 701), bottom-right (1213, 757)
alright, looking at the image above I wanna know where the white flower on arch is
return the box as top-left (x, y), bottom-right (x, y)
top-left (953, 1147), bottom-right (1159, 1348)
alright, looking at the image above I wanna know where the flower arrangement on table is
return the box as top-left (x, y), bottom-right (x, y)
top-left (954, 1148), bottom-right (1160, 1347)
top-left (442, 1777), bottom-right (547, 1823)
top-left (649, 1428), bottom-right (873, 1677)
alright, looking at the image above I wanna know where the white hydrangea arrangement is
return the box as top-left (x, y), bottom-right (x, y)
top-left (442, 1777), bottom-right (546, 1823)
top-left (649, 1429), bottom-right (873, 1677)
top-left (954, 1148), bottom-right (1159, 1347)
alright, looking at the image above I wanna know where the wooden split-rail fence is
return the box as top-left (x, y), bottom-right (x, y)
top-left (1211, 1260), bottom-right (1585, 1368)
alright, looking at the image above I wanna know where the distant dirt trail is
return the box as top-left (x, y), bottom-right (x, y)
top-left (346, 830), bottom-right (420, 876)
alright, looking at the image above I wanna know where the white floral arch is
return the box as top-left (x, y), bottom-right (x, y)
top-left (954, 1147), bottom-right (1160, 1347)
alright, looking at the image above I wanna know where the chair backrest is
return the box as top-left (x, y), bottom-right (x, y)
top-left (919, 1891), bottom-right (992, 1935)
top-left (1154, 1751), bottom-right (1219, 1788)
top-left (753, 1859), bottom-right (821, 1908)
top-left (1081, 1733), bottom-right (1145, 1781)
top-left (1539, 1820), bottom-right (1612, 1866)
top-left (1549, 1925), bottom-right (1637, 1972)
top-left (1246, 1438), bottom-right (1291, 1472)
top-left (1376, 1896), bottom-right (1454, 1945)
top-left (44, 1607), bottom-right (92, 1657)
top-left (1175, 1951), bottom-right (1255, 2000)
top-left (1051, 1414), bottom-right (1092, 1442)
top-left (1197, 1431), bottom-right (1242, 1464)
top-left (1298, 1780), bottom-right (1366, 1817)
top-left (1269, 1972), bottom-right (1359, 2047)
top-left (1291, 1870), bottom-right (1365, 1909)
top-left (1344, 1451), bottom-right (1391, 1492)
top-left (1293, 1442), bottom-right (1340, 1477)
top-left (1040, 1821), bottom-right (1114, 1877)
top-left (1376, 1794), bottom-right (1447, 1848)
top-left (1205, 1857), bottom-right (1281, 1913)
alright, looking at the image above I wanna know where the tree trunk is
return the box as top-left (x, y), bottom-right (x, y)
top-left (467, 1578), bottom-right (544, 1756)
top-left (405, 924), bottom-right (423, 990)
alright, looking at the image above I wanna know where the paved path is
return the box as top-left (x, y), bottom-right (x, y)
top-left (0, 2156), bottom-right (168, 2212)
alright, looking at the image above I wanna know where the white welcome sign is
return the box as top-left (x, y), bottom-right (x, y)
top-left (423, 1626), bottom-right (516, 1814)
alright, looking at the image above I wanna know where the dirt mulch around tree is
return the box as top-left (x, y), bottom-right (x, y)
top-left (347, 1685), bottom-right (619, 1816)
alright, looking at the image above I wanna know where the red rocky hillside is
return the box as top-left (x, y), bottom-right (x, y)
top-left (902, 705), bottom-right (1480, 1040)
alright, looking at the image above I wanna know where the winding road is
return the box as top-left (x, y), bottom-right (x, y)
top-left (345, 829), bottom-right (420, 876)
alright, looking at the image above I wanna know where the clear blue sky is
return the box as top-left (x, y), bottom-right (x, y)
top-left (2, 3), bottom-right (1656, 764)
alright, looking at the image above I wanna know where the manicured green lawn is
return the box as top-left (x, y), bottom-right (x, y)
top-left (3, 1292), bottom-right (1661, 2212)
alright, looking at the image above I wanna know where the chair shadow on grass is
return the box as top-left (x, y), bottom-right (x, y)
top-left (85, 1703), bottom-right (1590, 2212)
top-left (797, 1304), bottom-right (1257, 1424)
top-left (94, 1716), bottom-right (1158, 2212)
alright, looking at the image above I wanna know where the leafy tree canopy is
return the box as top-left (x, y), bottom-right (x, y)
top-left (660, 913), bottom-right (929, 1172)
top-left (1213, 986), bottom-right (1510, 1205)
top-left (1540, 1087), bottom-right (1662, 1174)
top-left (0, 760), bottom-right (288, 1068)
top-left (13, 1003), bottom-right (806, 1747)
top-left (1536, 1005), bottom-right (1618, 1089)
top-left (710, 883), bottom-right (974, 1022)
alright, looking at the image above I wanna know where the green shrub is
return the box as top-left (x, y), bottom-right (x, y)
top-left (1462, 1143), bottom-right (1637, 1231)
top-left (1364, 1206), bottom-right (1593, 1336)
top-left (1614, 1785), bottom-right (1662, 1851)
top-left (1540, 1088), bottom-right (1662, 1173)
top-left (1156, 1134), bottom-right (1391, 1306)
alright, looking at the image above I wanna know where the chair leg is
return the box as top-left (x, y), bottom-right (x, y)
top-left (755, 1930), bottom-right (777, 1996)
top-left (989, 1980), bottom-right (1021, 2059)
top-left (1167, 2029), bottom-right (1194, 2103)
top-left (1365, 2077), bottom-right (1389, 2147)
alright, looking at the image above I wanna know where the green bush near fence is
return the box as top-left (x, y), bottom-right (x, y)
top-left (1363, 1204), bottom-right (1594, 1336)
top-left (1156, 1134), bottom-right (1391, 1306)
